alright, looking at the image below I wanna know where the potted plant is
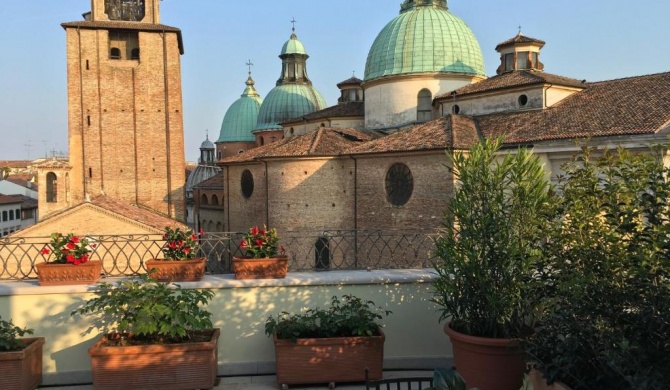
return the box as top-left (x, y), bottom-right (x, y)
top-left (432, 138), bottom-right (553, 390)
top-left (265, 294), bottom-right (391, 388)
top-left (524, 148), bottom-right (670, 390)
top-left (232, 225), bottom-right (288, 279)
top-left (70, 275), bottom-right (219, 390)
top-left (0, 316), bottom-right (44, 390)
top-left (35, 232), bottom-right (102, 285)
top-left (145, 226), bottom-right (206, 282)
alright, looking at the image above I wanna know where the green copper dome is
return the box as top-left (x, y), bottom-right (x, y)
top-left (364, 0), bottom-right (485, 81)
top-left (281, 33), bottom-right (307, 56)
top-left (255, 84), bottom-right (327, 130)
top-left (217, 76), bottom-right (263, 142)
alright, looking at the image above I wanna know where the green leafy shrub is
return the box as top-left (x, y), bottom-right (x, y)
top-left (265, 294), bottom-right (391, 341)
top-left (526, 147), bottom-right (670, 389)
top-left (0, 316), bottom-right (33, 351)
top-left (432, 138), bottom-right (554, 338)
top-left (71, 275), bottom-right (215, 345)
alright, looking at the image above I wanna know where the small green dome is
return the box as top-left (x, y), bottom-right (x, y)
top-left (255, 84), bottom-right (327, 131)
top-left (217, 76), bottom-right (263, 142)
top-left (281, 33), bottom-right (307, 56)
top-left (364, 0), bottom-right (485, 81)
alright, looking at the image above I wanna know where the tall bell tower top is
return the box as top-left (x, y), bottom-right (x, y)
top-left (90, 0), bottom-right (161, 24)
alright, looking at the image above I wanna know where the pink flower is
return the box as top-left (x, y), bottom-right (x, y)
top-left (41, 248), bottom-right (50, 255)
top-left (199, 228), bottom-right (204, 236)
top-left (66, 254), bottom-right (75, 263)
top-left (241, 240), bottom-right (247, 249)
top-left (255, 239), bottom-right (263, 247)
top-left (71, 236), bottom-right (80, 244)
top-left (251, 226), bottom-right (259, 236)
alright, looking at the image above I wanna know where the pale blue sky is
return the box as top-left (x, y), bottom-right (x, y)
top-left (1, 0), bottom-right (669, 162)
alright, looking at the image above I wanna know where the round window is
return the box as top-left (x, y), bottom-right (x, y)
top-left (518, 94), bottom-right (528, 106)
top-left (385, 163), bottom-right (414, 206)
top-left (241, 169), bottom-right (254, 199)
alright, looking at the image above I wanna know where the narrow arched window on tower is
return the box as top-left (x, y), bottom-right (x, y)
top-left (417, 89), bottom-right (432, 122)
top-left (130, 48), bottom-right (140, 60)
top-left (46, 172), bottom-right (58, 203)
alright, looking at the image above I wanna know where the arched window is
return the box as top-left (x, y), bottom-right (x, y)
top-left (217, 151), bottom-right (222, 160)
top-left (110, 47), bottom-right (121, 60)
top-left (241, 169), bottom-right (254, 199)
top-left (216, 222), bottom-right (223, 232)
top-left (417, 89), bottom-right (432, 122)
top-left (2, 211), bottom-right (7, 222)
top-left (8, 210), bottom-right (14, 220)
top-left (46, 172), bottom-right (57, 202)
top-left (260, 136), bottom-right (265, 146)
top-left (130, 48), bottom-right (140, 60)
top-left (201, 194), bottom-right (209, 205)
top-left (211, 194), bottom-right (219, 205)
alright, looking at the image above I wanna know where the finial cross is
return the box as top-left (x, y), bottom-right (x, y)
top-left (291, 17), bottom-right (297, 32)
top-left (518, 25), bottom-right (522, 34)
top-left (246, 59), bottom-right (254, 76)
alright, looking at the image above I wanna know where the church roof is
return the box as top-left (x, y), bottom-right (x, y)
top-left (193, 172), bottom-right (224, 190)
top-left (337, 76), bottom-right (363, 87)
top-left (280, 101), bottom-right (364, 124)
top-left (495, 33), bottom-right (546, 51)
top-left (61, 21), bottom-right (184, 54)
top-left (476, 71), bottom-right (670, 144)
top-left (0, 194), bottom-right (24, 205)
top-left (364, 1), bottom-right (485, 80)
top-left (218, 76), bottom-right (263, 143)
top-left (255, 84), bottom-right (327, 131)
top-left (221, 128), bottom-right (375, 163)
top-left (437, 70), bottom-right (588, 99)
top-left (348, 115), bottom-right (479, 155)
top-left (281, 33), bottom-right (307, 56)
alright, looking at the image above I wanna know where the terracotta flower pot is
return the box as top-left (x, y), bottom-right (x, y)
top-left (273, 329), bottom-right (385, 387)
top-left (35, 261), bottom-right (103, 286)
top-left (232, 256), bottom-right (288, 279)
top-left (88, 328), bottom-right (220, 390)
top-left (444, 323), bottom-right (525, 390)
top-left (145, 257), bottom-right (206, 282)
top-left (0, 337), bottom-right (45, 390)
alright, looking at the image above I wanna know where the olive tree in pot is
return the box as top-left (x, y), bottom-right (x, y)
top-left (525, 147), bottom-right (670, 390)
top-left (71, 275), bottom-right (218, 390)
top-left (0, 317), bottom-right (44, 390)
top-left (265, 294), bottom-right (391, 389)
top-left (432, 138), bottom-right (553, 390)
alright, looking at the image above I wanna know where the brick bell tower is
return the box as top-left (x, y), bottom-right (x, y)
top-left (61, 0), bottom-right (186, 221)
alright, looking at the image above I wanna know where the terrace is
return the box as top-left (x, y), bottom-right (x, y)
top-left (0, 230), bottom-right (450, 388)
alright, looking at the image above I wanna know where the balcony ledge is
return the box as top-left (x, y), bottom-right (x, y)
top-left (0, 268), bottom-right (438, 296)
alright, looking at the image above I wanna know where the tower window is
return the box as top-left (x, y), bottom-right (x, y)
top-left (105, 0), bottom-right (145, 22)
top-left (109, 31), bottom-right (139, 61)
top-left (452, 104), bottom-right (460, 115)
top-left (201, 194), bottom-right (209, 205)
top-left (517, 51), bottom-right (529, 69)
top-left (417, 89), bottom-right (432, 122)
top-left (110, 48), bottom-right (121, 60)
top-left (504, 53), bottom-right (514, 71)
top-left (46, 172), bottom-right (57, 203)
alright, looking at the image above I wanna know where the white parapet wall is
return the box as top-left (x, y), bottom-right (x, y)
top-left (0, 269), bottom-right (453, 386)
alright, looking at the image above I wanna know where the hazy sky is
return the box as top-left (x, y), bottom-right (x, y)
top-left (1, 0), bottom-right (669, 162)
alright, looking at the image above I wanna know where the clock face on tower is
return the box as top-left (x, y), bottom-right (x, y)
top-left (105, 0), bottom-right (145, 21)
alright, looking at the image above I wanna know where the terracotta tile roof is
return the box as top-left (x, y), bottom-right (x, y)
top-left (476, 71), bottom-right (670, 144)
top-left (86, 196), bottom-right (185, 231)
top-left (348, 116), bottom-right (480, 155)
top-left (194, 172), bottom-right (224, 189)
top-left (61, 21), bottom-right (184, 54)
top-left (337, 76), bottom-right (363, 87)
top-left (0, 160), bottom-right (32, 169)
top-left (0, 194), bottom-right (23, 205)
top-left (281, 101), bottom-right (364, 124)
top-left (495, 33), bottom-right (545, 50)
top-left (436, 70), bottom-right (587, 99)
top-left (220, 128), bottom-right (375, 163)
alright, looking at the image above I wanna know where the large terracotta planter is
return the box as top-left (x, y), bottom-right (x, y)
top-left (444, 323), bottom-right (524, 390)
top-left (232, 256), bottom-right (288, 279)
top-left (273, 329), bottom-right (384, 387)
top-left (145, 257), bottom-right (206, 282)
top-left (35, 261), bottom-right (103, 286)
top-left (88, 328), bottom-right (220, 390)
top-left (0, 337), bottom-right (45, 390)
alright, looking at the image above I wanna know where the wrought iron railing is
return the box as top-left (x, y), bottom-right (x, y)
top-left (0, 230), bottom-right (440, 280)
